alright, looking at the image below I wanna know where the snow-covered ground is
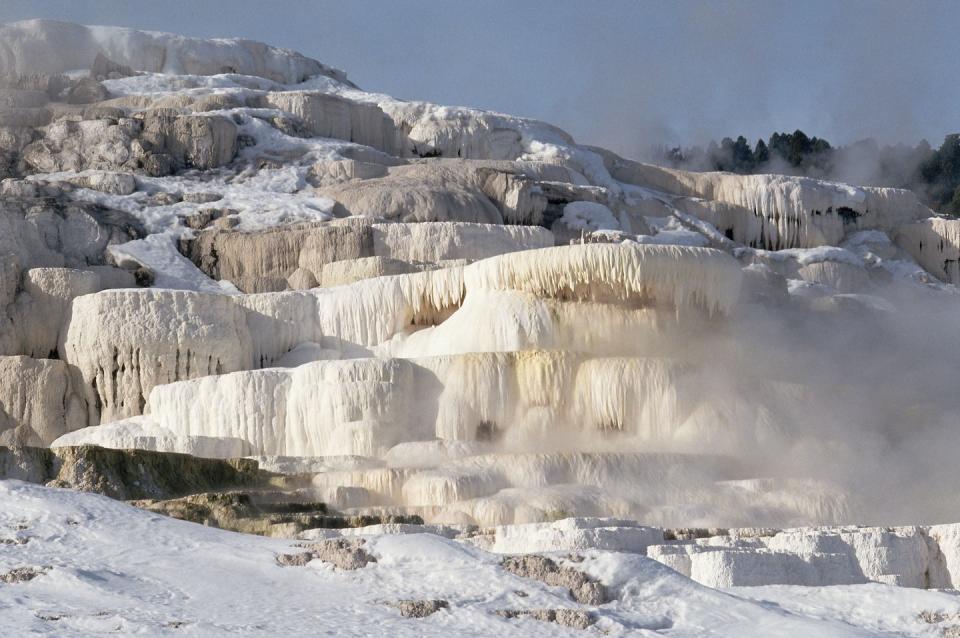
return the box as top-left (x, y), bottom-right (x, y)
top-left (1, 481), bottom-right (959, 637)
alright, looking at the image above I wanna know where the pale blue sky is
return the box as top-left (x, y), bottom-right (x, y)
top-left (1, 1), bottom-right (957, 157)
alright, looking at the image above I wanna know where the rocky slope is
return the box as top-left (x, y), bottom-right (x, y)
top-left (2, 20), bottom-right (960, 610)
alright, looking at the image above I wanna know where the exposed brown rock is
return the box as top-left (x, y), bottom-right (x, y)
top-left (501, 555), bottom-right (608, 606)
top-left (0, 565), bottom-right (48, 584)
top-left (496, 608), bottom-right (594, 630)
top-left (299, 538), bottom-right (376, 570)
top-left (388, 599), bottom-right (449, 618)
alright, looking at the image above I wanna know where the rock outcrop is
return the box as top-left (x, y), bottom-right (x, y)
top-left (20, 110), bottom-right (238, 176)
top-left (62, 290), bottom-right (253, 424)
top-left (317, 161), bottom-right (548, 224)
top-left (0, 357), bottom-right (86, 445)
top-left (252, 92), bottom-right (399, 155)
top-left (501, 554), bottom-right (608, 605)
top-left (180, 220), bottom-right (553, 293)
top-left (0, 20), bottom-right (348, 84)
top-left (0, 445), bottom-right (260, 499)
top-left (895, 217), bottom-right (960, 284)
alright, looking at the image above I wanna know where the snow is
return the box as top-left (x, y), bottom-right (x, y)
top-left (51, 416), bottom-right (250, 458)
top-left (101, 72), bottom-right (279, 95)
top-left (734, 584), bottom-right (960, 637)
top-left (60, 116), bottom-right (342, 237)
top-left (767, 246), bottom-right (866, 267)
top-left (108, 234), bottom-right (237, 293)
top-left (2, 481), bottom-right (958, 637)
top-left (639, 215), bottom-right (712, 247)
top-left (558, 201), bottom-right (620, 231)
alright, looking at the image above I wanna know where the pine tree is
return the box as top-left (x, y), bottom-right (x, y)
top-left (731, 136), bottom-right (754, 172)
top-left (754, 139), bottom-right (770, 166)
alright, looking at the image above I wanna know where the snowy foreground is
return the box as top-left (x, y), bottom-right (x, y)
top-left (2, 481), bottom-right (960, 637)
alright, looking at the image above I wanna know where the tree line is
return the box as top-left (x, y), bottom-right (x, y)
top-left (651, 131), bottom-right (960, 216)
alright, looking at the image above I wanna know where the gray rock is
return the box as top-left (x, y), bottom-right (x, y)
top-left (141, 110), bottom-right (238, 171)
top-left (0, 445), bottom-right (262, 501)
top-left (181, 191), bottom-right (223, 204)
top-left (69, 171), bottom-right (136, 195)
top-left (67, 78), bottom-right (109, 105)
top-left (0, 106), bottom-right (51, 128)
top-left (90, 53), bottom-right (138, 82)
top-left (389, 599), bottom-right (449, 618)
top-left (191, 94), bottom-right (241, 112)
top-left (211, 215), bottom-right (239, 230)
top-left (0, 197), bottom-right (145, 270)
top-left (496, 608), bottom-right (594, 630)
top-left (87, 265), bottom-right (136, 289)
top-left (82, 105), bottom-right (125, 121)
top-left (144, 191), bottom-right (182, 207)
top-left (140, 152), bottom-right (175, 177)
top-left (179, 207), bottom-right (232, 231)
top-left (501, 555), bottom-right (609, 605)
top-left (302, 538), bottom-right (376, 570)
top-left (0, 565), bottom-right (48, 584)
top-left (0, 89), bottom-right (48, 108)
top-left (275, 552), bottom-right (314, 567)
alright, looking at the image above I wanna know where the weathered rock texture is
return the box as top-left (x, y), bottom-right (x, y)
top-left (61, 290), bottom-right (253, 424)
top-left (180, 220), bottom-right (552, 293)
top-left (501, 555), bottom-right (609, 605)
top-left (0, 445), bottom-right (259, 500)
top-left (0, 357), bottom-right (86, 445)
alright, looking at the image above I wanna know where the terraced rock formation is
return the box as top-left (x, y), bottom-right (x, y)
top-left (1, 19), bottom-right (959, 555)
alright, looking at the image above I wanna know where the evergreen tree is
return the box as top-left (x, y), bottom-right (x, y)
top-left (947, 186), bottom-right (960, 216)
top-left (731, 136), bottom-right (755, 172)
top-left (716, 137), bottom-right (736, 171)
top-left (754, 139), bottom-right (770, 165)
top-left (920, 134), bottom-right (960, 213)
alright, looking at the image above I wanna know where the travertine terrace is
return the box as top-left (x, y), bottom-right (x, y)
top-left (3, 21), bottom-right (960, 616)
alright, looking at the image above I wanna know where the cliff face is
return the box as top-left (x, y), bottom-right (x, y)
top-left (1, 19), bottom-right (958, 535)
